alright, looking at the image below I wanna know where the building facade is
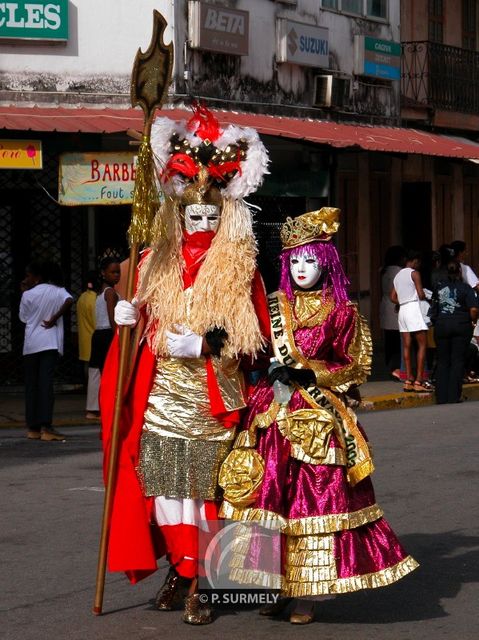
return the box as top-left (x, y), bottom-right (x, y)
top-left (1, 0), bottom-right (479, 384)
top-left (401, 0), bottom-right (479, 271)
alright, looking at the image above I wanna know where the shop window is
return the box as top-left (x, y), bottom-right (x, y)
top-left (428, 0), bottom-right (444, 43)
top-left (342, 0), bottom-right (362, 14)
top-left (367, 0), bottom-right (387, 19)
top-left (462, 0), bottom-right (477, 50)
top-left (322, 0), bottom-right (387, 19)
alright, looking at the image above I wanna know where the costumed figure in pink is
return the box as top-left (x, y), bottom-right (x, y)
top-left (101, 105), bottom-right (270, 625)
top-left (219, 208), bottom-right (419, 624)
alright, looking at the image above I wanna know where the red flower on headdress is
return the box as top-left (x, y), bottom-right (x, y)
top-left (163, 153), bottom-right (199, 182)
top-left (187, 101), bottom-right (221, 142)
top-left (207, 155), bottom-right (243, 183)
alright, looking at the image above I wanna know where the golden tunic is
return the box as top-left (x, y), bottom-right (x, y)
top-left (137, 352), bottom-right (245, 499)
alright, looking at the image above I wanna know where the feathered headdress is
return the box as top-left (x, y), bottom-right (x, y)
top-left (138, 104), bottom-right (270, 358)
top-left (150, 102), bottom-right (269, 203)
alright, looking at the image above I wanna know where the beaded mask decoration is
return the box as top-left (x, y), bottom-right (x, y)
top-left (150, 102), bottom-right (269, 203)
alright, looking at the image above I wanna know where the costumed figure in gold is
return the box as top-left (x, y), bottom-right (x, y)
top-left (219, 208), bottom-right (419, 624)
top-left (100, 104), bottom-right (270, 624)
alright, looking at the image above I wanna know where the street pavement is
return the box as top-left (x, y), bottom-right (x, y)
top-left (1, 402), bottom-right (478, 640)
top-left (2, 380), bottom-right (479, 428)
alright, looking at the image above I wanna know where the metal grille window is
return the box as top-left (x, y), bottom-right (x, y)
top-left (428, 0), bottom-right (444, 43)
top-left (401, 40), bottom-right (479, 114)
top-left (462, 0), bottom-right (477, 50)
top-left (0, 206), bottom-right (13, 356)
top-left (0, 142), bottom-right (86, 387)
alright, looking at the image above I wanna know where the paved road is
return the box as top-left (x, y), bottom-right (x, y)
top-left (1, 403), bottom-right (478, 640)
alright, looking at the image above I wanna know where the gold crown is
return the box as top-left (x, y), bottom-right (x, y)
top-left (180, 166), bottom-right (222, 207)
top-left (280, 207), bottom-right (341, 248)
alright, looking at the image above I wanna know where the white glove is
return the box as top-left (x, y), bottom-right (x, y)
top-left (165, 325), bottom-right (203, 358)
top-left (114, 299), bottom-right (140, 327)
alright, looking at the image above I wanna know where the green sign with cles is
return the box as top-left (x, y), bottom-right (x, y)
top-left (0, 1), bottom-right (69, 41)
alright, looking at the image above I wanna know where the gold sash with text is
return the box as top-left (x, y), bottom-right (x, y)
top-left (268, 291), bottom-right (374, 486)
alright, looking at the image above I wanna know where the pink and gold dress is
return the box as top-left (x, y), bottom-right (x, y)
top-left (219, 288), bottom-right (418, 597)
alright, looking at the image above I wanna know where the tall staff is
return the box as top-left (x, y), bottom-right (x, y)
top-left (93, 10), bottom-right (173, 615)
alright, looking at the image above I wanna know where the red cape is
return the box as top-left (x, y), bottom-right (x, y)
top-left (100, 267), bottom-right (270, 583)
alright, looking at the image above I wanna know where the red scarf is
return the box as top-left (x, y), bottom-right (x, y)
top-left (180, 229), bottom-right (239, 427)
top-left (181, 230), bottom-right (215, 288)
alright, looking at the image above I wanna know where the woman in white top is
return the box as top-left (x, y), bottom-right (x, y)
top-left (379, 246), bottom-right (406, 380)
top-left (87, 258), bottom-right (121, 417)
top-left (19, 262), bottom-right (73, 441)
top-left (391, 251), bottom-right (433, 393)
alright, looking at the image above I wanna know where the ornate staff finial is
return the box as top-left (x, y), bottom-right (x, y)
top-left (93, 10), bottom-right (174, 616)
top-left (128, 10), bottom-right (174, 245)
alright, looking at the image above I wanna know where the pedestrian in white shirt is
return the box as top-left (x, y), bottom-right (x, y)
top-left (19, 262), bottom-right (73, 441)
top-left (450, 240), bottom-right (479, 290)
top-left (379, 245), bottom-right (406, 380)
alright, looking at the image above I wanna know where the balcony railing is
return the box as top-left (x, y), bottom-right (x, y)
top-left (401, 40), bottom-right (479, 114)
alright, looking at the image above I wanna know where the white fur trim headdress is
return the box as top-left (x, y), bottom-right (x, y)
top-left (138, 103), bottom-right (270, 358)
top-left (150, 103), bottom-right (270, 201)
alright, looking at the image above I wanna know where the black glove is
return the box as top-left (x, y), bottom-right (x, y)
top-left (268, 365), bottom-right (291, 386)
top-left (268, 366), bottom-right (315, 388)
top-left (288, 368), bottom-right (316, 387)
top-left (205, 327), bottom-right (228, 357)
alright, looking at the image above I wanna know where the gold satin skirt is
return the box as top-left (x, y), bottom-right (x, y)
top-left (137, 357), bottom-right (242, 500)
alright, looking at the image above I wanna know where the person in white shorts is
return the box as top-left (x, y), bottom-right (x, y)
top-left (391, 251), bottom-right (433, 393)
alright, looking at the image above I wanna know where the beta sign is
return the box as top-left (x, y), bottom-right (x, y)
top-left (0, 1), bottom-right (69, 41)
top-left (59, 152), bottom-right (137, 206)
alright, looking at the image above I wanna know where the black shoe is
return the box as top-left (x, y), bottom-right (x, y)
top-left (155, 567), bottom-right (190, 611)
top-left (259, 597), bottom-right (292, 616)
top-left (183, 593), bottom-right (213, 625)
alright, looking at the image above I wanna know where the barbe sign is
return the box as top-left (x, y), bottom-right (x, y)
top-left (0, 0), bottom-right (69, 41)
top-left (277, 19), bottom-right (329, 69)
top-left (59, 152), bottom-right (137, 206)
top-left (188, 0), bottom-right (249, 56)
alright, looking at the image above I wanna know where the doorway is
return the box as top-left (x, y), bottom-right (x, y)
top-left (401, 182), bottom-right (433, 285)
top-left (401, 182), bottom-right (432, 253)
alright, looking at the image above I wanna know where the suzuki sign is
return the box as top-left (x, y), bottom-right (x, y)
top-left (277, 19), bottom-right (329, 69)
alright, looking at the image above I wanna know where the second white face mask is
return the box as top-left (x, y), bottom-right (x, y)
top-left (184, 204), bottom-right (220, 233)
top-left (289, 254), bottom-right (322, 289)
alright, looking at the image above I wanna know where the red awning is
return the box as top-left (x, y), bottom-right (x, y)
top-left (2, 104), bottom-right (479, 160)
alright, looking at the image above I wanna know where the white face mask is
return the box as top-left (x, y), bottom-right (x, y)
top-left (184, 204), bottom-right (220, 233)
top-left (290, 254), bottom-right (322, 289)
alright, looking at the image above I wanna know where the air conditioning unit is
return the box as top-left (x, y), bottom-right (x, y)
top-left (313, 75), bottom-right (350, 108)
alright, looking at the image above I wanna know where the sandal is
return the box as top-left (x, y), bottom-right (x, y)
top-left (403, 379), bottom-right (414, 392)
top-left (290, 601), bottom-right (315, 625)
top-left (391, 369), bottom-right (402, 382)
top-left (259, 597), bottom-right (292, 617)
top-left (413, 380), bottom-right (434, 393)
